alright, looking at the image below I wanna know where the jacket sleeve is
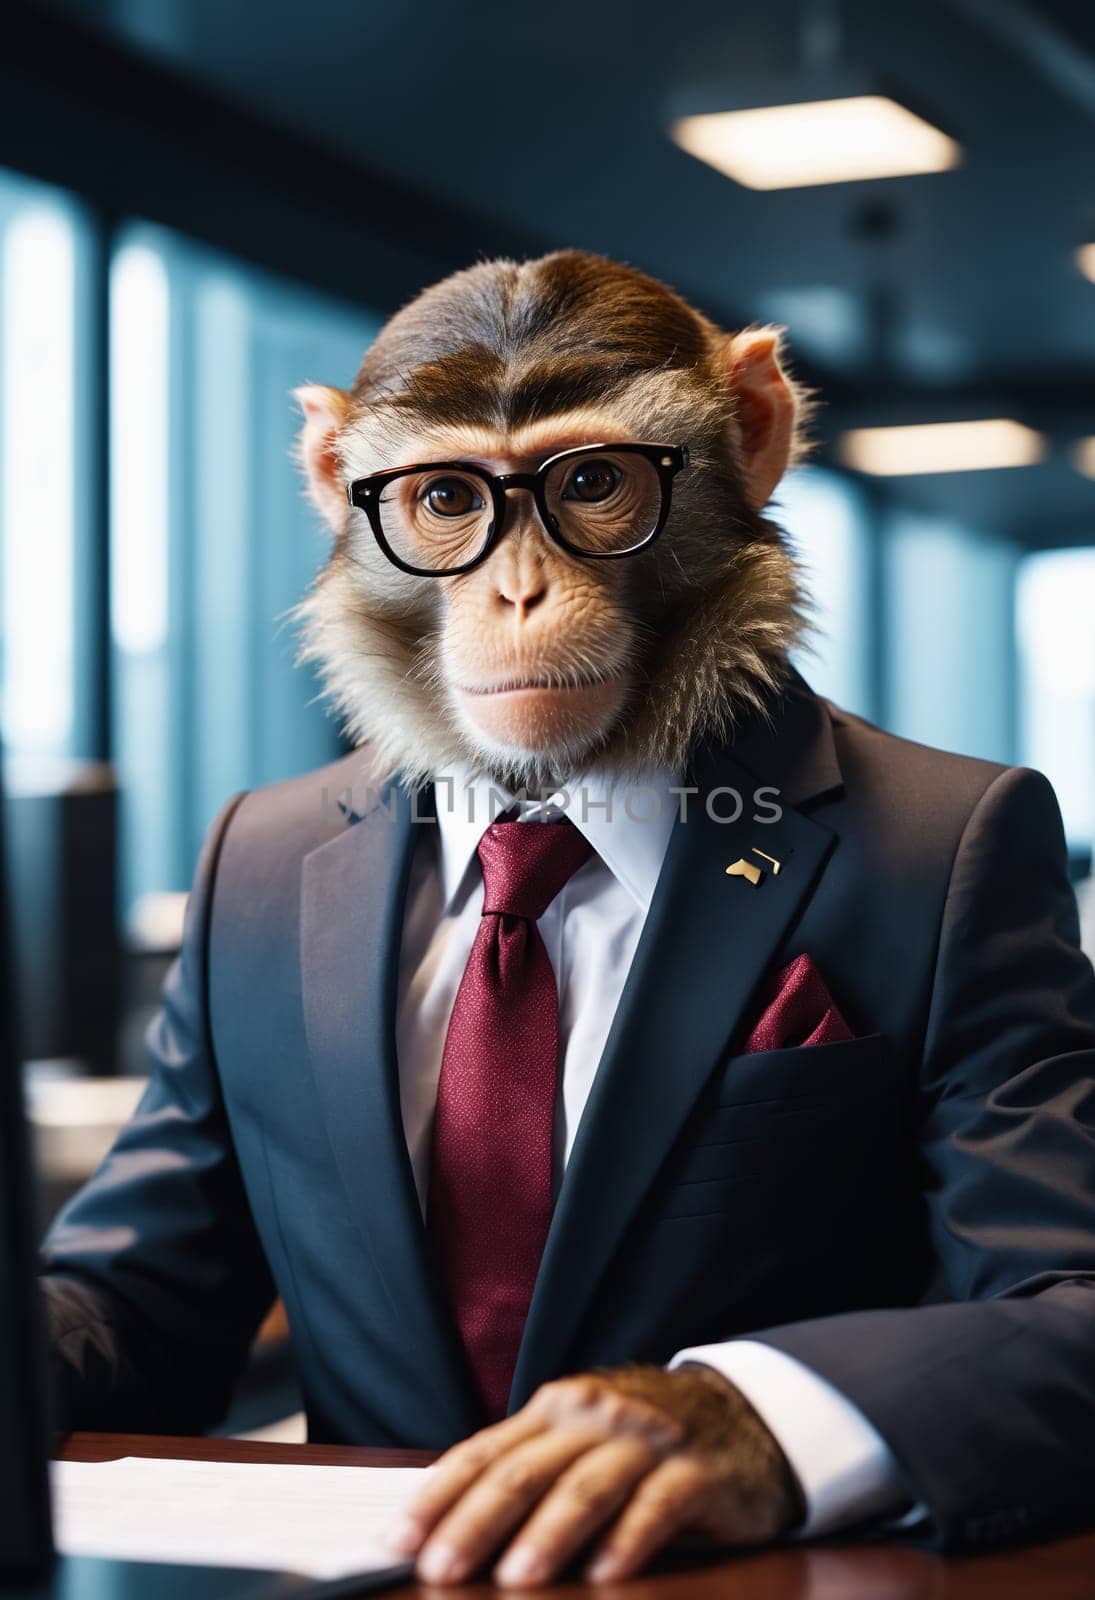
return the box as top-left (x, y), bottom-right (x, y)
top-left (39, 793), bottom-right (276, 1434)
top-left (751, 765), bottom-right (1095, 1553)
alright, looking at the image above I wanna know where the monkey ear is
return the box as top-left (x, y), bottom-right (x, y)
top-left (294, 383), bottom-right (352, 530)
top-left (723, 328), bottom-right (801, 511)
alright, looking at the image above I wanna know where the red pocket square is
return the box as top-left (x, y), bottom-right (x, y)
top-left (744, 953), bottom-right (854, 1053)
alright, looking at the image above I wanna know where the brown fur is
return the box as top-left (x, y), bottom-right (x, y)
top-left (295, 250), bottom-right (812, 789)
top-left (591, 1364), bottom-right (805, 1532)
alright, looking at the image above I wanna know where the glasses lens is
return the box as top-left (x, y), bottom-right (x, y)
top-left (543, 449), bottom-right (664, 555)
top-left (376, 468), bottom-right (493, 572)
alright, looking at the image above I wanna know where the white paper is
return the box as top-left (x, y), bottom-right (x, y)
top-left (51, 1456), bottom-right (430, 1580)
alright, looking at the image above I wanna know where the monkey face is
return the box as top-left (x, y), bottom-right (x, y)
top-left (294, 252), bottom-right (810, 789)
top-left (399, 419), bottom-right (656, 775)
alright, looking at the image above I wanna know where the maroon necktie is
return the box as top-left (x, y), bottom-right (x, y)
top-left (428, 816), bottom-right (593, 1421)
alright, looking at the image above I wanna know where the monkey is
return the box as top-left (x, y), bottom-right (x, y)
top-left (45, 247), bottom-right (1095, 1589)
top-left (293, 249), bottom-right (812, 794)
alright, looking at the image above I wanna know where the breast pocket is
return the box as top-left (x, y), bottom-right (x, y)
top-left (709, 1031), bottom-right (889, 1109)
top-left (656, 1033), bottom-right (894, 1221)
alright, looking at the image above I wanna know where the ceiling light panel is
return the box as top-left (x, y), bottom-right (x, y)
top-left (671, 95), bottom-right (960, 190)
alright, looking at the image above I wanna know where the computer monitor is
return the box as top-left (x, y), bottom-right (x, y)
top-left (0, 748), bottom-right (53, 1584)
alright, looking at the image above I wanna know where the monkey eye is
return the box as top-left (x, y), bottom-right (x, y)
top-left (561, 459), bottom-right (622, 504)
top-left (421, 475), bottom-right (484, 518)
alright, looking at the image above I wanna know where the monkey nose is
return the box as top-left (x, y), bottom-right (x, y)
top-left (496, 580), bottom-right (549, 621)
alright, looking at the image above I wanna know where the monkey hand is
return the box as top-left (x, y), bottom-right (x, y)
top-left (388, 1364), bottom-right (805, 1587)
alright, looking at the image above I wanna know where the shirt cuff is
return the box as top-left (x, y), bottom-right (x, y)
top-left (669, 1339), bottom-right (916, 1537)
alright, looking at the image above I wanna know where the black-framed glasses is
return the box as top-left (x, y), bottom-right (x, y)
top-left (346, 441), bottom-right (690, 577)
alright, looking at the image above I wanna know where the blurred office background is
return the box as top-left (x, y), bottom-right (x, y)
top-left (2, 0), bottom-right (1094, 1429)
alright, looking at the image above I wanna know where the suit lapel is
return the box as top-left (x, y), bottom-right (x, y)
top-left (509, 692), bottom-right (843, 1407)
top-left (300, 782), bottom-right (481, 1438)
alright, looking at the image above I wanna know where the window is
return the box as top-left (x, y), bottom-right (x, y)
top-left (109, 225), bottom-right (380, 912)
top-left (778, 481), bottom-right (1025, 777)
top-left (882, 511), bottom-right (1019, 766)
top-left (776, 465), bottom-right (875, 717)
top-left (1017, 549), bottom-right (1095, 854)
top-left (0, 176), bottom-right (94, 762)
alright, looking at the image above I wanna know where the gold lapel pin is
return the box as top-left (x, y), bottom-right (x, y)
top-left (726, 847), bottom-right (783, 886)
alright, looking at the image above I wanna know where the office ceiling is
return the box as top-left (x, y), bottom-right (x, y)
top-left (32, 0), bottom-right (1095, 545)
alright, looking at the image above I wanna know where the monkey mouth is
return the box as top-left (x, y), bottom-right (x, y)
top-left (452, 670), bottom-right (628, 754)
top-left (456, 671), bottom-right (616, 697)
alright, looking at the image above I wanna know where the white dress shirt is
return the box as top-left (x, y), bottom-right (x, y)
top-left (394, 766), bottom-right (910, 1536)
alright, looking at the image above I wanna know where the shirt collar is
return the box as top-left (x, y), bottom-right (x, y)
top-left (432, 764), bottom-right (677, 916)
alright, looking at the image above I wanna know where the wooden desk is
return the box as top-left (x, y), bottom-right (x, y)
top-left (61, 1434), bottom-right (1095, 1598)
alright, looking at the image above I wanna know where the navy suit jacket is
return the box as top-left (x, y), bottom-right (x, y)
top-left (41, 680), bottom-right (1095, 1552)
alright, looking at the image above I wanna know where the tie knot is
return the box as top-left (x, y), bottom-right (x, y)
top-left (478, 817), bottom-right (593, 921)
